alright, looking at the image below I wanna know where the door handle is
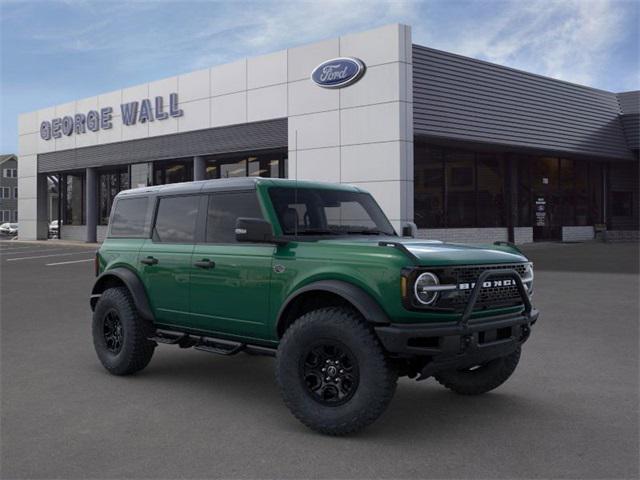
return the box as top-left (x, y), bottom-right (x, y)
top-left (194, 259), bottom-right (215, 269)
top-left (140, 256), bottom-right (159, 266)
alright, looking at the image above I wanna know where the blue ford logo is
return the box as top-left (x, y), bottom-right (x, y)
top-left (311, 57), bottom-right (366, 89)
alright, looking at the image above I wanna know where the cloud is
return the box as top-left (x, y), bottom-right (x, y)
top-left (414, 0), bottom-right (637, 89)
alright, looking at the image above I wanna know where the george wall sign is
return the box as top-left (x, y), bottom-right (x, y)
top-left (311, 57), bottom-right (366, 89)
top-left (40, 93), bottom-right (184, 140)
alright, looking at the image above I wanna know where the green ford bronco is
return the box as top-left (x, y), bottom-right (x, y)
top-left (91, 178), bottom-right (538, 435)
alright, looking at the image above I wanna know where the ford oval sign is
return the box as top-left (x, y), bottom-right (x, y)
top-left (311, 57), bottom-right (366, 89)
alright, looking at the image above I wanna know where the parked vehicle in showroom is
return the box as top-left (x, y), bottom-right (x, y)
top-left (0, 223), bottom-right (18, 236)
top-left (90, 178), bottom-right (538, 435)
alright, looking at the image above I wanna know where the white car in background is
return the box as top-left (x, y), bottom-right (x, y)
top-left (0, 223), bottom-right (18, 236)
top-left (49, 220), bottom-right (60, 238)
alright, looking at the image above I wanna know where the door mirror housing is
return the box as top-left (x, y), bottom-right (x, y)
top-left (235, 217), bottom-right (284, 244)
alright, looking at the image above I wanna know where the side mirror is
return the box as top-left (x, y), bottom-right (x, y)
top-left (402, 222), bottom-right (418, 238)
top-left (235, 217), bottom-right (280, 244)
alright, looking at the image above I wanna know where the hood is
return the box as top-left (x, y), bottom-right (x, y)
top-left (317, 236), bottom-right (528, 266)
top-left (399, 239), bottom-right (527, 265)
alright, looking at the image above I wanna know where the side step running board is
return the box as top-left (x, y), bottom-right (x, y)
top-left (195, 337), bottom-right (244, 356)
top-left (148, 328), bottom-right (276, 357)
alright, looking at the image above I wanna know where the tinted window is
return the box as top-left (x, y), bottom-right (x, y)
top-left (268, 187), bottom-right (395, 236)
top-left (109, 197), bottom-right (149, 237)
top-left (153, 195), bottom-right (200, 243)
top-left (206, 192), bottom-right (263, 243)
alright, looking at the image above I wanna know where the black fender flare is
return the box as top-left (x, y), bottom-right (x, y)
top-left (90, 267), bottom-right (155, 322)
top-left (276, 280), bottom-right (390, 337)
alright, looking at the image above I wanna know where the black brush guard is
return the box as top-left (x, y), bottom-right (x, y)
top-left (375, 269), bottom-right (539, 380)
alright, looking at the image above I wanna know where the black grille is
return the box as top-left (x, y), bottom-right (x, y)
top-left (433, 263), bottom-right (528, 312)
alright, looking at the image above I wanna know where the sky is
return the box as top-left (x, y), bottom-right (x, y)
top-left (1, 0), bottom-right (638, 153)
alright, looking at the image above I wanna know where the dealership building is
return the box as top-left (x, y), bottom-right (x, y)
top-left (17, 24), bottom-right (639, 243)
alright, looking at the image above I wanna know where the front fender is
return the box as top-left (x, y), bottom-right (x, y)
top-left (90, 267), bottom-right (155, 322)
top-left (276, 279), bottom-right (391, 337)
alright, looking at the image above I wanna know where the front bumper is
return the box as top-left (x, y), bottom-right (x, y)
top-left (376, 268), bottom-right (539, 379)
top-left (375, 309), bottom-right (538, 378)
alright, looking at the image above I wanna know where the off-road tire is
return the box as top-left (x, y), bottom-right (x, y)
top-left (276, 307), bottom-right (397, 436)
top-left (92, 287), bottom-right (156, 376)
top-left (434, 348), bottom-right (521, 395)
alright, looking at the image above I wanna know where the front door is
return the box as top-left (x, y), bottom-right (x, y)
top-left (532, 157), bottom-right (561, 241)
top-left (188, 191), bottom-right (274, 340)
top-left (139, 194), bottom-right (201, 326)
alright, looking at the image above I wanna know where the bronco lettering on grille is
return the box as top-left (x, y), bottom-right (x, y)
top-left (458, 279), bottom-right (515, 290)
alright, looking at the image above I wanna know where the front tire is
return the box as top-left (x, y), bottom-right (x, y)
top-left (434, 348), bottom-right (521, 395)
top-left (92, 287), bottom-right (156, 376)
top-left (276, 307), bottom-right (397, 436)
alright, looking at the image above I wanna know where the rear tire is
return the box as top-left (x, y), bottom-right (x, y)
top-left (92, 287), bottom-right (156, 376)
top-left (276, 307), bottom-right (397, 436)
top-left (434, 348), bottom-right (521, 395)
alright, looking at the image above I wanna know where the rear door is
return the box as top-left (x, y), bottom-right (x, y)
top-left (139, 194), bottom-right (202, 327)
top-left (188, 190), bottom-right (274, 339)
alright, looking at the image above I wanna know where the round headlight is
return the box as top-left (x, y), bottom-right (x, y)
top-left (414, 272), bottom-right (440, 305)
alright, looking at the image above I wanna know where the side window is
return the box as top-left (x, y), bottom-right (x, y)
top-left (153, 195), bottom-right (200, 243)
top-left (109, 197), bottom-right (149, 237)
top-left (206, 191), bottom-right (263, 243)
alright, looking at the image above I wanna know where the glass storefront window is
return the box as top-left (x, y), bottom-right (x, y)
top-left (153, 159), bottom-right (193, 185)
top-left (220, 158), bottom-right (247, 178)
top-left (574, 161), bottom-right (589, 226)
top-left (608, 162), bottom-right (639, 230)
top-left (415, 143), bottom-right (607, 235)
top-left (414, 145), bottom-right (444, 228)
top-left (477, 154), bottom-right (505, 227)
top-left (98, 167), bottom-right (130, 225)
top-left (516, 157), bottom-right (532, 227)
top-left (414, 144), bottom-right (507, 229)
top-left (62, 173), bottom-right (85, 226)
top-left (560, 158), bottom-right (576, 225)
top-left (205, 151), bottom-right (286, 180)
top-left (446, 151), bottom-right (476, 227)
top-left (589, 162), bottom-right (604, 225)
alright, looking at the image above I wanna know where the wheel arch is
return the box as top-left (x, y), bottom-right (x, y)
top-left (276, 280), bottom-right (390, 338)
top-left (90, 267), bottom-right (155, 322)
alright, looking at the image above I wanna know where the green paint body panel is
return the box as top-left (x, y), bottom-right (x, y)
top-left (96, 178), bottom-right (532, 345)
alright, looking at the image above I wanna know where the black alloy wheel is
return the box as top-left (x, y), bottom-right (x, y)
top-left (103, 309), bottom-right (124, 354)
top-left (300, 341), bottom-right (359, 406)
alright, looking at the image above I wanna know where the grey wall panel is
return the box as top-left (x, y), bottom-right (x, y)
top-left (38, 119), bottom-right (287, 173)
top-left (413, 45), bottom-right (633, 160)
top-left (619, 114), bottom-right (639, 150)
top-left (617, 91), bottom-right (639, 114)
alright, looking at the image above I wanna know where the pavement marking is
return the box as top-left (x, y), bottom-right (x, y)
top-left (46, 258), bottom-right (94, 266)
top-left (6, 251), bottom-right (94, 262)
top-left (0, 248), bottom-right (84, 258)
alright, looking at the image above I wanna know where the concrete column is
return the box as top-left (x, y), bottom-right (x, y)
top-left (194, 156), bottom-right (206, 181)
top-left (85, 167), bottom-right (97, 243)
top-left (36, 174), bottom-right (49, 239)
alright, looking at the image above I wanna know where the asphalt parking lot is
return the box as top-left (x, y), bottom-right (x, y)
top-left (1, 240), bottom-right (638, 479)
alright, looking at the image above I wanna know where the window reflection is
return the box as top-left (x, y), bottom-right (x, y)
top-left (98, 167), bottom-right (129, 225)
top-left (414, 141), bottom-right (610, 230)
top-left (62, 173), bottom-right (85, 226)
top-left (153, 159), bottom-right (193, 185)
top-left (205, 151), bottom-right (286, 179)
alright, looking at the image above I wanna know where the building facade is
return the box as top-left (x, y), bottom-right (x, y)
top-left (0, 154), bottom-right (18, 224)
top-left (17, 24), bottom-right (639, 243)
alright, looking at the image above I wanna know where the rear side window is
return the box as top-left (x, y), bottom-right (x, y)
top-left (109, 197), bottom-right (149, 237)
top-left (153, 195), bottom-right (200, 243)
top-left (206, 191), bottom-right (263, 243)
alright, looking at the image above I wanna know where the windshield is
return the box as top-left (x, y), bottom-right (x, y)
top-left (268, 187), bottom-right (396, 236)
